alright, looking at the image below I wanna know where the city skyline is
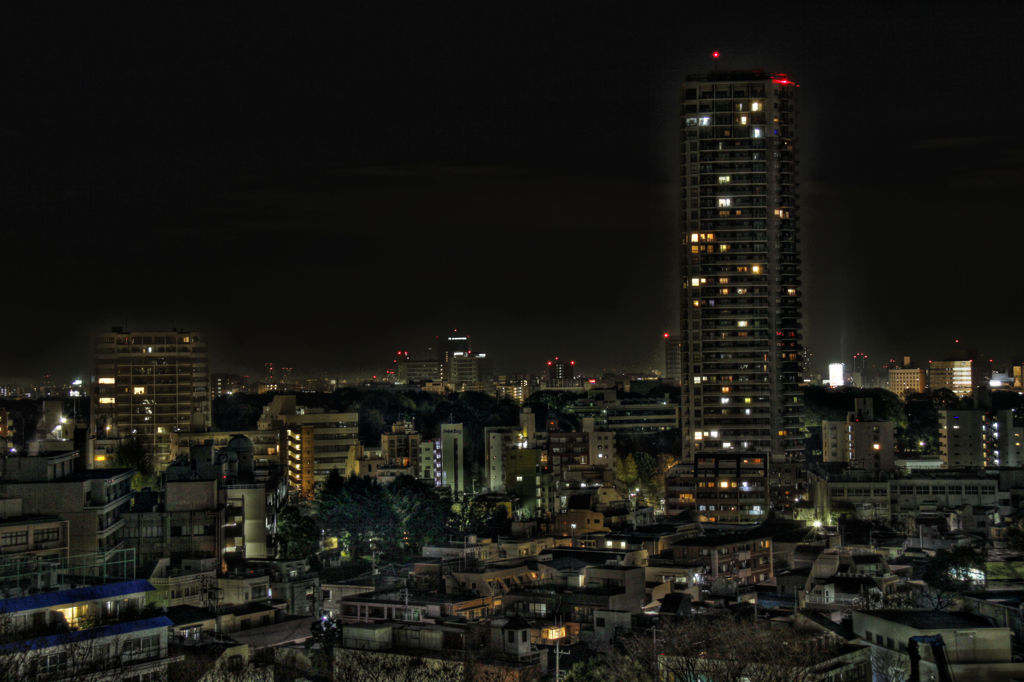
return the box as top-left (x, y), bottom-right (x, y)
top-left (7, 5), bottom-right (1024, 381)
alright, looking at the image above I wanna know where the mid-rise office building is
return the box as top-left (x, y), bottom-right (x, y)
top-left (888, 367), bottom-right (926, 398)
top-left (673, 70), bottom-right (804, 522)
top-left (90, 329), bottom-right (210, 470)
top-left (928, 359), bottom-right (977, 398)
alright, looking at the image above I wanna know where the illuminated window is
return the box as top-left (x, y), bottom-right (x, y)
top-left (751, 265), bottom-right (761, 274)
top-left (737, 320), bottom-right (748, 327)
top-left (718, 198), bottom-right (731, 207)
top-left (691, 233), bottom-right (699, 243)
top-left (739, 115), bottom-right (748, 125)
top-left (752, 128), bottom-right (762, 138)
top-left (720, 481), bottom-right (729, 488)
top-left (98, 377), bottom-right (115, 385)
top-left (691, 277), bottom-right (700, 286)
top-left (133, 387), bottom-right (145, 395)
top-left (99, 397), bottom-right (116, 404)
top-left (94, 455), bottom-right (107, 462)
top-left (718, 175), bottom-right (731, 184)
top-left (692, 300), bottom-right (700, 307)
top-left (751, 102), bottom-right (761, 111)
top-left (699, 116), bottom-right (710, 126)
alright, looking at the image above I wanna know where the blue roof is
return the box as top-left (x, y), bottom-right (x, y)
top-left (0, 616), bottom-right (173, 652)
top-left (0, 579), bottom-right (155, 614)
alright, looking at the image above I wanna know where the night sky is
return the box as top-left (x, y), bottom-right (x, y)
top-left (6, 4), bottom-right (1024, 382)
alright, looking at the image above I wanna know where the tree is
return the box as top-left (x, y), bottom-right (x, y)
top-left (113, 436), bottom-right (153, 476)
top-left (386, 475), bottom-right (449, 553)
top-left (919, 543), bottom-right (986, 610)
top-left (276, 506), bottom-right (319, 561)
top-left (564, 616), bottom-right (864, 682)
top-left (317, 476), bottom-right (400, 559)
top-left (616, 454), bottom-right (639, 489)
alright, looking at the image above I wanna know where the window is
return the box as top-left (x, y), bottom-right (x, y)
top-left (718, 198), bottom-right (732, 207)
top-left (752, 128), bottom-right (762, 138)
top-left (33, 527), bottom-right (60, 543)
top-left (1, 531), bottom-right (27, 547)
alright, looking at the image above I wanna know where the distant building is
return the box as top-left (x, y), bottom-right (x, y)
top-left (940, 409), bottom-right (1018, 468)
top-left (821, 398), bottom-right (896, 473)
top-left (888, 367), bottom-right (926, 398)
top-left (662, 333), bottom-right (682, 385)
top-left (90, 328), bottom-right (211, 470)
top-left (441, 424), bottom-right (466, 492)
top-left (381, 421), bottom-right (421, 466)
top-left (928, 359), bottom-right (976, 398)
top-left (544, 357), bottom-right (578, 389)
top-left (211, 373), bottom-right (250, 397)
top-left (259, 395), bottom-right (358, 499)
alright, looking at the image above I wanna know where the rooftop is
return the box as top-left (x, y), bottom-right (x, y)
top-left (0, 579), bottom-right (154, 613)
top-left (860, 609), bottom-right (997, 630)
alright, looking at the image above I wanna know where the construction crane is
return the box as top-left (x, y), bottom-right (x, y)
top-left (907, 634), bottom-right (954, 682)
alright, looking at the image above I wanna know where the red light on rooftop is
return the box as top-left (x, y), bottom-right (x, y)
top-left (712, 51), bottom-right (720, 59)
top-left (547, 361), bottom-right (552, 366)
top-left (663, 332), bottom-right (670, 338)
top-left (570, 361), bottom-right (575, 365)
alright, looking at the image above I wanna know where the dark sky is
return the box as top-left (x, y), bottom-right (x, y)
top-left (6, 3), bottom-right (1024, 382)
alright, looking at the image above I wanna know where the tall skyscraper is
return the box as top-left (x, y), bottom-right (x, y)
top-left (670, 70), bottom-right (804, 522)
top-left (90, 329), bottom-right (210, 470)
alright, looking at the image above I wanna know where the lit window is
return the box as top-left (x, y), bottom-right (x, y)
top-left (133, 387), bottom-right (145, 395)
top-left (751, 102), bottom-right (761, 111)
top-left (691, 277), bottom-right (700, 286)
top-left (718, 175), bottom-right (731, 184)
top-left (692, 300), bottom-right (700, 307)
top-left (720, 398), bottom-right (729, 404)
top-left (99, 397), bottom-right (115, 404)
top-left (737, 320), bottom-right (748, 328)
top-left (752, 128), bottom-right (762, 138)
top-left (694, 431), bottom-right (703, 440)
top-left (718, 198), bottom-right (732, 207)
top-left (699, 116), bottom-right (710, 126)
top-left (94, 455), bottom-right (107, 462)
top-left (710, 431), bottom-right (719, 438)
top-left (691, 233), bottom-right (699, 243)
top-left (98, 377), bottom-right (115, 385)
top-left (751, 265), bottom-right (761, 274)
top-left (720, 481), bottom-right (729, 488)
top-left (739, 115), bottom-right (748, 125)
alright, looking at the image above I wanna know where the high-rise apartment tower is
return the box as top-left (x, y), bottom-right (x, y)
top-left (90, 329), bottom-right (211, 470)
top-left (670, 71), bottom-right (804, 522)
